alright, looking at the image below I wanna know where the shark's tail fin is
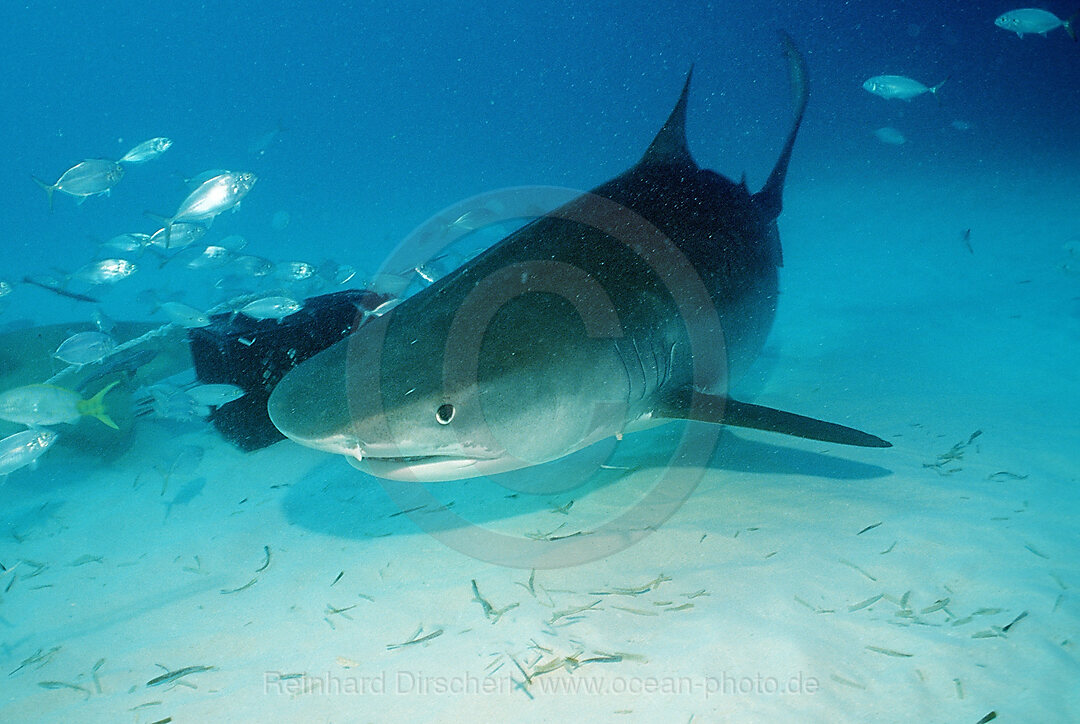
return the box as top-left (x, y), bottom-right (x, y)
top-left (77, 380), bottom-right (120, 429)
top-left (1065, 11), bottom-right (1078, 41)
top-left (752, 31), bottom-right (809, 223)
top-left (32, 176), bottom-right (56, 212)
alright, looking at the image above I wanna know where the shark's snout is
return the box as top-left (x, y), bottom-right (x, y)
top-left (268, 339), bottom-right (358, 455)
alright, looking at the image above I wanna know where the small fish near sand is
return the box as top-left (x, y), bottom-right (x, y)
top-left (873, 127), bottom-right (907, 145)
top-left (0, 429), bottom-right (60, 478)
top-left (0, 381), bottom-right (120, 429)
top-left (32, 159), bottom-right (125, 210)
top-left (119, 137), bottom-right (173, 164)
top-left (995, 8), bottom-right (1078, 39)
top-left (862, 75), bottom-right (947, 101)
top-left (146, 664), bottom-right (215, 687)
top-left (163, 476), bottom-right (207, 519)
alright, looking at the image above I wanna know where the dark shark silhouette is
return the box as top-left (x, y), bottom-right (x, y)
top-left (268, 33), bottom-right (890, 482)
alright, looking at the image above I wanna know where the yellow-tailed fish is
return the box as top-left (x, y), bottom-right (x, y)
top-left (0, 381), bottom-right (120, 429)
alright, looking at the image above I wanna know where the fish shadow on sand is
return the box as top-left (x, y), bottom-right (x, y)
top-left (280, 423), bottom-right (891, 542)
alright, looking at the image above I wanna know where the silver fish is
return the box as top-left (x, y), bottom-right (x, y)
top-left (149, 221), bottom-right (206, 250)
top-left (209, 274), bottom-right (253, 299)
top-left (157, 171), bottom-right (256, 247)
top-left (231, 254), bottom-right (274, 277)
top-left (72, 258), bottom-right (137, 285)
top-left (183, 169), bottom-right (230, 187)
top-left (54, 331), bottom-right (116, 366)
top-left (146, 386), bottom-right (210, 421)
top-left (217, 234), bottom-right (248, 251)
top-left (171, 171), bottom-right (257, 224)
top-left (276, 261), bottom-right (316, 281)
top-left (0, 280), bottom-right (12, 298)
top-left (862, 75), bottom-right (947, 101)
top-left (33, 159), bottom-right (124, 210)
top-left (240, 296), bottom-right (302, 321)
top-left (447, 207), bottom-right (499, 231)
top-left (159, 301), bottom-right (211, 328)
top-left (100, 232), bottom-right (151, 256)
top-left (321, 263), bottom-right (357, 286)
top-left (119, 137), bottom-right (173, 163)
top-left (412, 264), bottom-right (439, 284)
top-left (0, 429), bottom-right (60, 477)
top-left (172, 245), bottom-right (233, 270)
top-left (186, 384), bottom-right (245, 407)
top-left (995, 8), bottom-right (1077, 39)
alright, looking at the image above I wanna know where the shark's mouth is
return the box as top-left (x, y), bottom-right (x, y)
top-left (349, 452), bottom-right (513, 482)
top-left (274, 424), bottom-right (509, 481)
top-left (362, 453), bottom-right (480, 467)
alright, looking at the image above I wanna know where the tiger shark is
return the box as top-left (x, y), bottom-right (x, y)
top-left (268, 34), bottom-right (890, 482)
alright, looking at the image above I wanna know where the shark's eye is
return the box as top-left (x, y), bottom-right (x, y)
top-left (435, 403), bottom-right (455, 425)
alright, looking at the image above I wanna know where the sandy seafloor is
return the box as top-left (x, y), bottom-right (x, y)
top-left (1, 152), bottom-right (1079, 724)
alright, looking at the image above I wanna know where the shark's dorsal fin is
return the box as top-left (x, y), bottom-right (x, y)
top-left (638, 67), bottom-right (695, 168)
top-left (752, 31), bottom-right (809, 221)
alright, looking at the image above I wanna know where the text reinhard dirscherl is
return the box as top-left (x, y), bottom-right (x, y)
top-left (264, 670), bottom-right (820, 699)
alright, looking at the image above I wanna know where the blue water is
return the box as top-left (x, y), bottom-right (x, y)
top-left (2, 1), bottom-right (1077, 298)
top-left (1, 1), bottom-right (1078, 721)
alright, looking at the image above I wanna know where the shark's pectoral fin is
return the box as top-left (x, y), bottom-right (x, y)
top-left (655, 389), bottom-right (891, 448)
